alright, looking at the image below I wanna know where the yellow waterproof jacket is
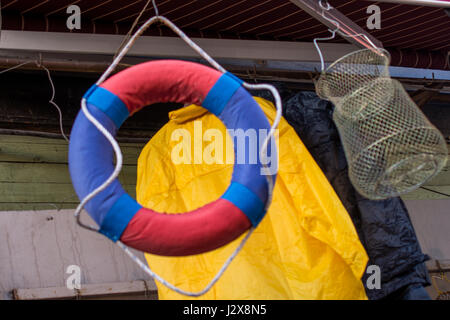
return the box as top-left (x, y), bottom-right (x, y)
top-left (136, 97), bottom-right (368, 300)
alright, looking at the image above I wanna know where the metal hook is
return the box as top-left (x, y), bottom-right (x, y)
top-left (319, 0), bottom-right (332, 11)
top-left (320, 3), bottom-right (381, 54)
top-left (312, 1), bottom-right (339, 72)
top-left (312, 0), bottom-right (384, 72)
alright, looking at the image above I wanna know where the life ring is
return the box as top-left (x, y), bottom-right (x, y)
top-left (69, 60), bottom-right (276, 256)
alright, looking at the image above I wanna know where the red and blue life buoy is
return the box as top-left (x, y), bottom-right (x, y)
top-left (69, 60), bottom-right (275, 256)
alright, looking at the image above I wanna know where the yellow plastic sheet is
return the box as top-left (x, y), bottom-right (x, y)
top-left (136, 97), bottom-right (368, 300)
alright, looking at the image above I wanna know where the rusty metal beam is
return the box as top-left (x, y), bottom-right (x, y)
top-left (289, 0), bottom-right (383, 49)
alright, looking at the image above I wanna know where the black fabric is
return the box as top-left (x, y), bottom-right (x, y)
top-left (281, 91), bottom-right (431, 300)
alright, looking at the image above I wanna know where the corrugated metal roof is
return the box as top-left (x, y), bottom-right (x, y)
top-left (1, 0), bottom-right (449, 68)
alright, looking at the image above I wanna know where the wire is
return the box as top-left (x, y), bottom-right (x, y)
top-left (0, 60), bottom-right (69, 143)
top-left (113, 0), bottom-right (153, 60)
top-left (0, 61), bottom-right (33, 74)
top-left (41, 64), bottom-right (70, 142)
top-left (419, 186), bottom-right (450, 197)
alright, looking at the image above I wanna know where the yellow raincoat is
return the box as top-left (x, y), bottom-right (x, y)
top-left (136, 97), bottom-right (368, 299)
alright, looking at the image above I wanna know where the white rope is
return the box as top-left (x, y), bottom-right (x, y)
top-left (243, 82), bottom-right (282, 209)
top-left (74, 3), bottom-right (281, 297)
top-left (117, 228), bottom-right (255, 297)
top-left (73, 98), bottom-right (121, 232)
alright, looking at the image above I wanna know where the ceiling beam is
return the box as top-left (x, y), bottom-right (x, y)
top-left (289, 0), bottom-right (383, 49)
top-left (0, 30), bottom-right (358, 63)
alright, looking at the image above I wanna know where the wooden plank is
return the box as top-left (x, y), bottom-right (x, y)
top-left (0, 139), bottom-right (144, 165)
top-left (0, 135), bottom-right (142, 211)
top-left (0, 134), bottom-right (146, 147)
top-left (0, 203), bottom-right (79, 211)
top-left (0, 143), bottom-right (144, 165)
top-left (0, 162), bottom-right (137, 185)
top-left (0, 182), bottom-right (136, 203)
top-left (401, 185), bottom-right (450, 200)
top-left (13, 280), bottom-right (157, 300)
top-left (425, 165), bottom-right (450, 186)
top-left (13, 286), bottom-right (77, 300)
top-left (0, 137), bottom-right (447, 209)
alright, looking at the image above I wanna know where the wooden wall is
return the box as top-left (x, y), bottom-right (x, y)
top-left (0, 208), bottom-right (156, 299)
top-left (0, 69), bottom-right (448, 206)
top-left (0, 134), bottom-right (145, 211)
top-left (0, 134), bottom-right (448, 211)
top-left (402, 156), bottom-right (450, 200)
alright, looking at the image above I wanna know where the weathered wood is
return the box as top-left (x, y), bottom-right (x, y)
top-left (0, 135), bottom-right (145, 165)
top-left (13, 286), bottom-right (77, 300)
top-left (0, 203), bottom-right (80, 211)
top-left (402, 185), bottom-right (450, 200)
top-left (0, 134), bottom-right (147, 147)
top-left (0, 135), bottom-right (143, 210)
top-left (0, 182), bottom-right (136, 203)
top-left (0, 209), bottom-right (154, 299)
top-left (426, 165), bottom-right (450, 186)
top-left (0, 162), bottom-right (137, 185)
top-left (13, 280), bottom-right (157, 300)
top-left (0, 134), bottom-right (448, 213)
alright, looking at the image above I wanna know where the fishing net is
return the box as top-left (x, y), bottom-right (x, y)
top-left (316, 49), bottom-right (448, 200)
top-left (315, 48), bottom-right (391, 105)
